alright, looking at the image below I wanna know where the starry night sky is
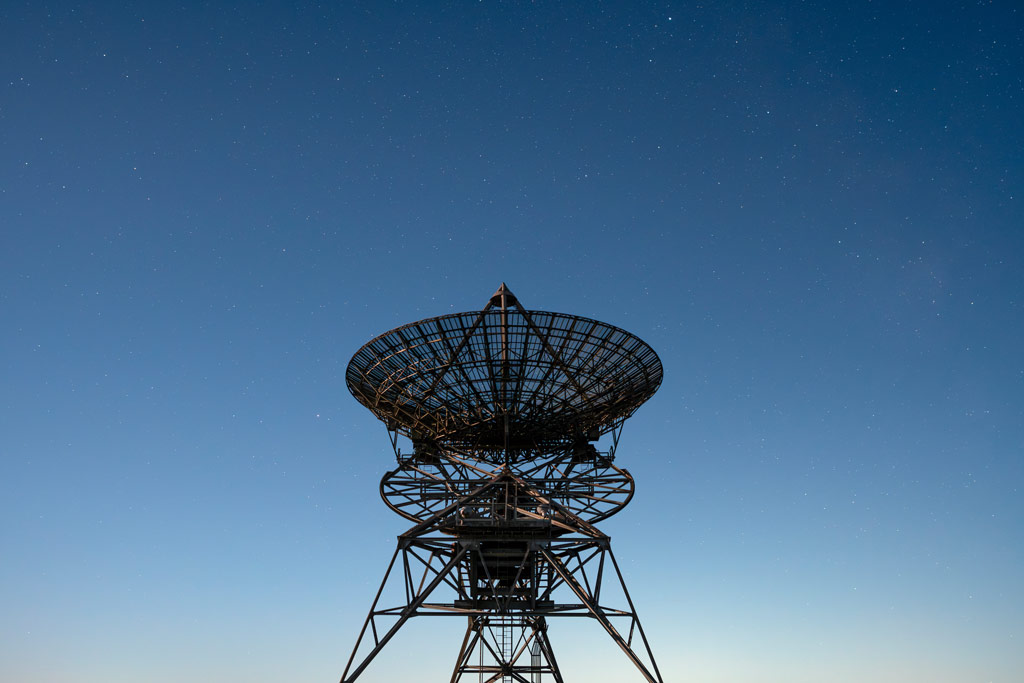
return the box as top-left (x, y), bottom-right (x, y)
top-left (2, 2), bottom-right (1022, 682)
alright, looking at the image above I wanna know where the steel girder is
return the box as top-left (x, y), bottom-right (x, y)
top-left (339, 471), bottom-right (663, 683)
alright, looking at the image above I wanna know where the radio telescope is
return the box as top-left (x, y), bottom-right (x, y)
top-left (339, 284), bottom-right (664, 682)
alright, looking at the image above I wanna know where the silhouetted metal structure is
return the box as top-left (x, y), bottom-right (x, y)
top-left (340, 284), bottom-right (664, 682)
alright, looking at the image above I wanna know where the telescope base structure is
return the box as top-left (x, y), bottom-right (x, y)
top-left (339, 472), bottom-right (663, 683)
top-left (450, 616), bottom-right (562, 683)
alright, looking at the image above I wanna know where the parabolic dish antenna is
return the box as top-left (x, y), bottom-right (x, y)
top-left (346, 283), bottom-right (662, 459)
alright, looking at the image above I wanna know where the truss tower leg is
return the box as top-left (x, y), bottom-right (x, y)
top-left (339, 473), bottom-right (663, 682)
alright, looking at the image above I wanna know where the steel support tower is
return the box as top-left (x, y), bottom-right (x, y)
top-left (340, 284), bottom-right (664, 682)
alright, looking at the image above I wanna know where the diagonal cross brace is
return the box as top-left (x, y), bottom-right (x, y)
top-left (340, 545), bottom-right (469, 682)
top-left (538, 546), bottom-right (663, 683)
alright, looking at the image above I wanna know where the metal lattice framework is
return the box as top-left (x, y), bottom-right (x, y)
top-left (339, 285), bottom-right (664, 682)
top-left (346, 285), bottom-right (662, 462)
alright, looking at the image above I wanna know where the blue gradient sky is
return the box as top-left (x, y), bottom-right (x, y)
top-left (2, 2), bottom-right (1022, 682)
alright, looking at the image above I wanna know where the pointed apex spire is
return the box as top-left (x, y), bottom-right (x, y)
top-left (489, 283), bottom-right (518, 308)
